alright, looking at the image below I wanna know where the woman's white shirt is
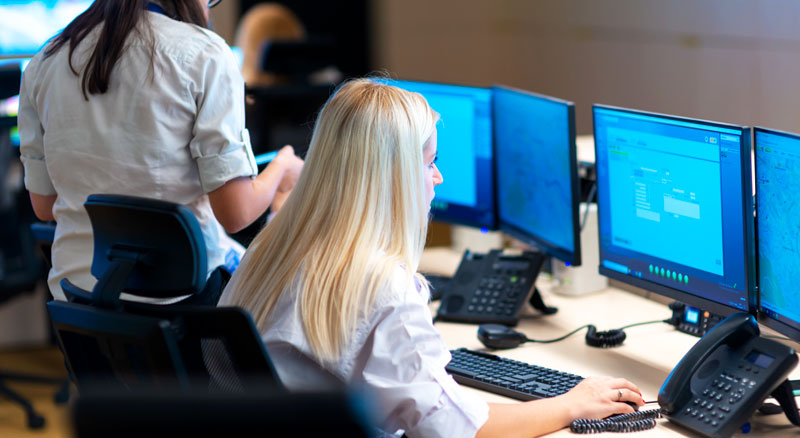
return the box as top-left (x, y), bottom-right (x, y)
top-left (218, 268), bottom-right (489, 438)
top-left (18, 12), bottom-right (256, 300)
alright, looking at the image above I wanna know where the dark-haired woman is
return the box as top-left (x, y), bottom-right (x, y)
top-left (18, 0), bottom-right (303, 301)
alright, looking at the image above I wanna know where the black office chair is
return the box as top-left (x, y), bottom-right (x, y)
top-left (47, 194), bottom-right (281, 393)
top-left (72, 387), bottom-right (377, 437)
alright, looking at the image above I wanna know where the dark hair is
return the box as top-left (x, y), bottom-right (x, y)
top-left (45, 0), bottom-right (207, 99)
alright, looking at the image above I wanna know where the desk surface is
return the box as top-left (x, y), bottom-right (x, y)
top-left (423, 248), bottom-right (800, 438)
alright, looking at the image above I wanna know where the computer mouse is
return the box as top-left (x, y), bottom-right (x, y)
top-left (625, 401), bottom-right (639, 412)
top-left (477, 324), bottom-right (528, 349)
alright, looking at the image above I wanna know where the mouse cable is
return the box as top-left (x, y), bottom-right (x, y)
top-left (524, 319), bottom-right (669, 345)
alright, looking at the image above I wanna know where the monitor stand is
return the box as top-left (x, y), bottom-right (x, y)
top-left (530, 286), bottom-right (558, 315)
top-left (524, 252), bottom-right (558, 315)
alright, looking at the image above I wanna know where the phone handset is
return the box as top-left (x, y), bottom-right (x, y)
top-left (658, 312), bottom-right (759, 414)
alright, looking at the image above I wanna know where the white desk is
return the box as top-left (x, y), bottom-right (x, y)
top-left (423, 249), bottom-right (800, 437)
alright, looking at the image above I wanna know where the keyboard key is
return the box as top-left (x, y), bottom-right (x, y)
top-left (446, 348), bottom-right (583, 401)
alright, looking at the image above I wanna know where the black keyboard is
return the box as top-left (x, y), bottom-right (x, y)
top-left (446, 348), bottom-right (584, 401)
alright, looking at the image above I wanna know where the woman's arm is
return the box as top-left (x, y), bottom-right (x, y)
top-left (208, 145), bottom-right (302, 233)
top-left (477, 376), bottom-right (645, 438)
top-left (29, 192), bottom-right (56, 221)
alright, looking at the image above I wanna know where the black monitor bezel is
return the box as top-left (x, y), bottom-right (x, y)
top-left (753, 126), bottom-right (800, 340)
top-left (492, 85), bottom-right (581, 266)
top-left (390, 78), bottom-right (497, 230)
top-left (593, 104), bottom-right (756, 317)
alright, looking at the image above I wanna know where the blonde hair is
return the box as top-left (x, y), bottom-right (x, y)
top-left (227, 78), bottom-right (439, 361)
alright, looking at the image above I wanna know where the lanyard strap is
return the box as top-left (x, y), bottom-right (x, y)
top-left (146, 2), bottom-right (168, 16)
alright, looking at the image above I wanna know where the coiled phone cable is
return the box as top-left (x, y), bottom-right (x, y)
top-left (570, 409), bottom-right (663, 434)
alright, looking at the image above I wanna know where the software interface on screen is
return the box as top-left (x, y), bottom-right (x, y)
top-left (0, 0), bottom-right (92, 57)
top-left (594, 106), bottom-right (750, 312)
top-left (754, 128), bottom-right (800, 335)
top-left (493, 86), bottom-right (579, 264)
top-left (388, 80), bottom-right (495, 229)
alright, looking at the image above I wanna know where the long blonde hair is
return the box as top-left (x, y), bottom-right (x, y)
top-left (227, 78), bottom-right (439, 361)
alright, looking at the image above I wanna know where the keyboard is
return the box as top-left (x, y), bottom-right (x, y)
top-left (446, 348), bottom-right (584, 401)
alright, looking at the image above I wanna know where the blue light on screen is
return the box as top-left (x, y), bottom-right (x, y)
top-left (0, 1), bottom-right (92, 57)
top-left (493, 86), bottom-right (576, 261)
top-left (755, 129), bottom-right (800, 329)
top-left (594, 106), bottom-right (749, 312)
top-left (386, 79), bottom-right (495, 229)
top-left (684, 307), bottom-right (700, 324)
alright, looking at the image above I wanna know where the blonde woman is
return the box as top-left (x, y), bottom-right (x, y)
top-left (218, 79), bottom-right (644, 438)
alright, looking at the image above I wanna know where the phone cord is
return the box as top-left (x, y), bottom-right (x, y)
top-left (569, 409), bottom-right (662, 434)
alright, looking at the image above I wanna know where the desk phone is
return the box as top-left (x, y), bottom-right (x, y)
top-left (436, 249), bottom-right (556, 325)
top-left (659, 313), bottom-right (800, 438)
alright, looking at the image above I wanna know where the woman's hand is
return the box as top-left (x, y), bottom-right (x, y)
top-left (558, 376), bottom-right (645, 420)
top-left (272, 145), bottom-right (304, 193)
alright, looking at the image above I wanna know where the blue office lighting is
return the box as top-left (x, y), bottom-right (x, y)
top-left (1, 1), bottom-right (93, 57)
top-left (594, 105), bottom-right (754, 316)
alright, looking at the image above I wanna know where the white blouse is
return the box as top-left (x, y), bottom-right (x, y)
top-left (218, 267), bottom-right (489, 437)
top-left (18, 12), bottom-right (256, 300)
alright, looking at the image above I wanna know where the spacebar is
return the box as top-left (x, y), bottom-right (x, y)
top-left (445, 366), bottom-right (477, 379)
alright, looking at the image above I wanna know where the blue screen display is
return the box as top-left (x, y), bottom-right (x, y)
top-left (0, 1), bottom-right (92, 57)
top-left (684, 307), bottom-right (699, 324)
top-left (754, 128), bottom-right (800, 335)
top-left (387, 80), bottom-right (495, 229)
top-left (493, 86), bottom-right (579, 264)
top-left (594, 106), bottom-right (750, 312)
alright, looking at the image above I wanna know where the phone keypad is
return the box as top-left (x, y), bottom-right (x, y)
top-left (689, 369), bottom-right (759, 427)
top-left (465, 274), bottom-right (527, 317)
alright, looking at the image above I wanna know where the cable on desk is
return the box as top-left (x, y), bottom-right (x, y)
top-left (570, 409), bottom-right (662, 434)
top-left (527, 319), bottom-right (668, 348)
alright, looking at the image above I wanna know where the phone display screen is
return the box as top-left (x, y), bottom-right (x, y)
top-left (745, 350), bottom-right (775, 369)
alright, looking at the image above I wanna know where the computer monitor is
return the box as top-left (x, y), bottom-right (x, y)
top-left (754, 127), bottom-right (800, 340)
top-left (0, 0), bottom-right (92, 58)
top-left (493, 85), bottom-right (581, 265)
top-left (593, 105), bottom-right (754, 316)
top-left (386, 79), bottom-right (495, 230)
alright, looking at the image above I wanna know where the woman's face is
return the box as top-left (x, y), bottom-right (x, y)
top-left (423, 128), bottom-right (443, 206)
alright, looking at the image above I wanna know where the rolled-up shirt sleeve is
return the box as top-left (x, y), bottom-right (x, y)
top-left (360, 292), bottom-right (489, 438)
top-left (189, 41), bottom-right (257, 194)
top-left (18, 66), bottom-right (56, 196)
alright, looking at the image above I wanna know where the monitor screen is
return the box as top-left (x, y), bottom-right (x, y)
top-left (593, 105), bottom-right (754, 315)
top-left (0, 1), bottom-right (92, 58)
top-left (386, 80), bottom-right (495, 230)
top-left (754, 127), bottom-right (800, 340)
top-left (493, 86), bottom-right (580, 265)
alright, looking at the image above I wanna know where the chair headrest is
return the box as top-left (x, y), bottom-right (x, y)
top-left (85, 194), bottom-right (207, 298)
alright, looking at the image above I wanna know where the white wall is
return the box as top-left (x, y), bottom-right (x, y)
top-left (373, 0), bottom-right (800, 135)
